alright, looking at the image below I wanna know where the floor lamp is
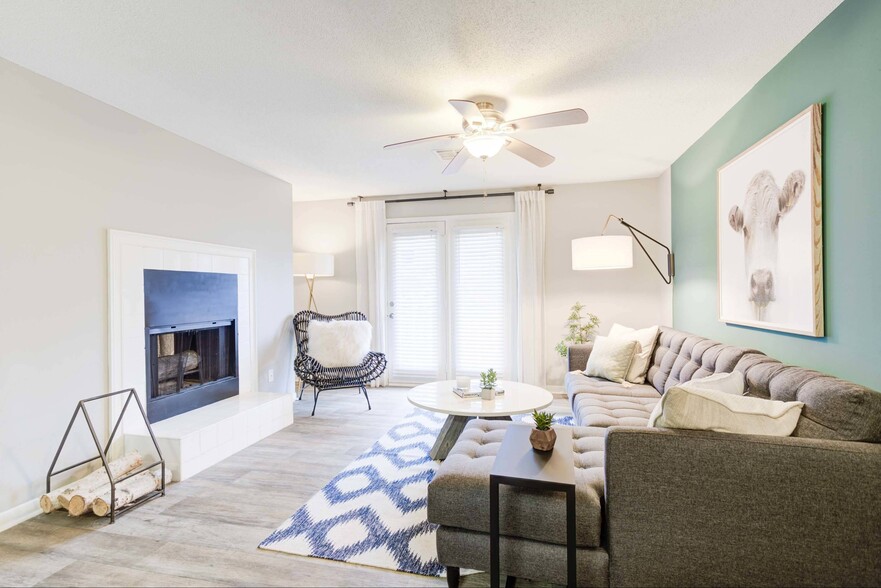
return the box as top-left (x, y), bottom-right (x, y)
top-left (293, 252), bottom-right (334, 311)
top-left (571, 214), bottom-right (674, 283)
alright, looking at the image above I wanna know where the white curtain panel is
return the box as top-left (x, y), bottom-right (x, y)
top-left (515, 190), bottom-right (546, 385)
top-left (355, 200), bottom-right (389, 386)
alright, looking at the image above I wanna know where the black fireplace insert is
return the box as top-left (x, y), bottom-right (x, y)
top-left (144, 270), bottom-right (239, 423)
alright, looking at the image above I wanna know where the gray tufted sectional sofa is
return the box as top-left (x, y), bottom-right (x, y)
top-left (427, 326), bottom-right (881, 587)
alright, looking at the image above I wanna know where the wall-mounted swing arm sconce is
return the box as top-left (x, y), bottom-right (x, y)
top-left (571, 214), bottom-right (675, 284)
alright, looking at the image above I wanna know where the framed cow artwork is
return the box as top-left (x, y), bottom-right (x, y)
top-left (717, 104), bottom-right (823, 337)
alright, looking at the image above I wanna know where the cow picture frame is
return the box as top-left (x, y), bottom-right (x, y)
top-left (717, 104), bottom-right (823, 337)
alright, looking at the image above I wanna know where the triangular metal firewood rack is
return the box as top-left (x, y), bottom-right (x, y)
top-left (46, 388), bottom-right (166, 523)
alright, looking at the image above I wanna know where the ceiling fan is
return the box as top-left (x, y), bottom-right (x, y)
top-left (383, 100), bottom-right (589, 175)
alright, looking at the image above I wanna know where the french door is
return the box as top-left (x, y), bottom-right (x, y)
top-left (386, 222), bottom-right (446, 383)
top-left (386, 215), bottom-right (515, 385)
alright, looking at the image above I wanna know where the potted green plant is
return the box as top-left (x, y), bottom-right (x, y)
top-left (555, 301), bottom-right (600, 357)
top-left (479, 368), bottom-right (498, 400)
top-left (529, 409), bottom-right (556, 451)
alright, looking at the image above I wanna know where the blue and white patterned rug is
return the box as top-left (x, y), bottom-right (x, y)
top-left (259, 409), bottom-right (574, 577)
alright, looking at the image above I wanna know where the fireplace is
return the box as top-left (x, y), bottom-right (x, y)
top-left (144, 270), bottom-right (239, 423)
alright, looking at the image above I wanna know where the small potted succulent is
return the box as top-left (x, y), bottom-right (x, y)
top-left (530, 410), bottom-right (557, 451)
top-left (479, 368), bottom-right (498, 400)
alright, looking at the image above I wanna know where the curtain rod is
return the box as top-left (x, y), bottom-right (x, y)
top-left (347, 185), bottom-right (553, 206)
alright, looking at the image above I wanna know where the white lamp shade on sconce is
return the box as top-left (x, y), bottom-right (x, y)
top-left (292, 252), bottom-right (334, 277)
top-left (572, 235), bottom-right (633, 270)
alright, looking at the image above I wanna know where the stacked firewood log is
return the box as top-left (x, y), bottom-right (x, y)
top-left (40, 451), bottom-right (171, 517)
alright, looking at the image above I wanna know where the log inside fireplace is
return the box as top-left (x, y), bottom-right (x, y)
top-left (149, 322), bottom-right (236, 397)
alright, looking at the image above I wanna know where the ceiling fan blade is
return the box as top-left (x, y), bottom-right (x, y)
top-left (442, 148), bottom-right (470, 175)
top-left (507, 108), bottom-right (589, 132)
top-left (449, 99), bottom-right (486, 126)
top-left (383, 132), bottom-right (462, 149)
top-left (505, 137), bottom-right (555, 167)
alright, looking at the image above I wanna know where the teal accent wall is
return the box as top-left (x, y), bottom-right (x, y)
top-left (671, 0), bottom-right (881, 390)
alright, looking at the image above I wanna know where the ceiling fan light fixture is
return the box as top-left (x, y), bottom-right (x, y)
top-left (383, 99), bottom-right (589, 173)
top-left (463, 134), bottom-right (507, 159)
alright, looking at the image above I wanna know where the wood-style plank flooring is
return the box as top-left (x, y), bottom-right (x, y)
top-left (0, 388), bottom-right (570, 587)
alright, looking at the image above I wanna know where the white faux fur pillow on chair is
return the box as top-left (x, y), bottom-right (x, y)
top-left (307, 320), bottom-right (372, 368)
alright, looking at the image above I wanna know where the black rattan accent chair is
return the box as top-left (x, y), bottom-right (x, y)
top-left (293, 310), bottom-right (387, 416)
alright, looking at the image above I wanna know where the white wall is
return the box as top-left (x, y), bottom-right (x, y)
top-left (0, 58), bottom-right (293, 523)
top-left (291, 199), bottom-right (357, 314)
top-left (544, 177), bottom-right (673, 385)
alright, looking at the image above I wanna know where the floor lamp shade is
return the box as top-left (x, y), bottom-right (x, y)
top-left (293, 252), bottom-right (334, 312)
top-left (292, 252), bottom-right (334, 277)
top-left (571, 236), bottom-right (633, 270)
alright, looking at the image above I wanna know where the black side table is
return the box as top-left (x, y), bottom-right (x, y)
top-left (490, 424), bottom-right (576, 588)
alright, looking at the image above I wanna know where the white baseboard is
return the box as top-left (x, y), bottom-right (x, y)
top-left (0, 498), bottom-right (41, 533)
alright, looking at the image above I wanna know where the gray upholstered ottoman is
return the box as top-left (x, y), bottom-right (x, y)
top-left (427, 419), bottom-right (610, 587)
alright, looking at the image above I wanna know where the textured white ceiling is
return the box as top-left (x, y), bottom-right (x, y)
top-left (0, 0), bottom-right (841, 200)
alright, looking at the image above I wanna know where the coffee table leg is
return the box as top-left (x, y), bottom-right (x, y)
top-left (430, 415), bottom-right (472, 460)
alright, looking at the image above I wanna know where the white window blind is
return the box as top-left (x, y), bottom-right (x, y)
top-left (387, 225), bottom-right (443, 383)
top-left (451, 225), bottom-right (509, 378)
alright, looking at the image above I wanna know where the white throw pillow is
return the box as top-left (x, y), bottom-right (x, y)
top-left (584, 336), bottom-right (638, 384)
top-left (648, 379), bottom-right (803, 436)
top-left (307, 320), bottom-right (372, 368)
top-left (608, 323), bottom-right (659, 384)
top-left (685, 371), bottom-right (745, 396)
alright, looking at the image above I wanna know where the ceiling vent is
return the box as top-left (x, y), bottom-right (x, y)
top-left (433, 149), bottom-right (459, 162)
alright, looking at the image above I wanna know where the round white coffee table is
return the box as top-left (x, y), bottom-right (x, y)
top-left (408, 380), bottom-right (553, 460)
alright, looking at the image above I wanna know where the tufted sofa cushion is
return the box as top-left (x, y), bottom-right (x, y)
top-left (572, 393), bottom-right (659, 428)
top-left (646, 328), bottom-right (759, 394)
top-left (566, 372), bottom-right (660, 427)
top-left (565, 371), bottom-right (660, 399)
top-left (427, 420), bottom-right (606, 548)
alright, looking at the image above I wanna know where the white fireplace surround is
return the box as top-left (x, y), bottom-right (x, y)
top-left (107, 230), bottom-right (290, 480)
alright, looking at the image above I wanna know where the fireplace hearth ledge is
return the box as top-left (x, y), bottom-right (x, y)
top-left (125, 392), bottom-right (292, 481)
